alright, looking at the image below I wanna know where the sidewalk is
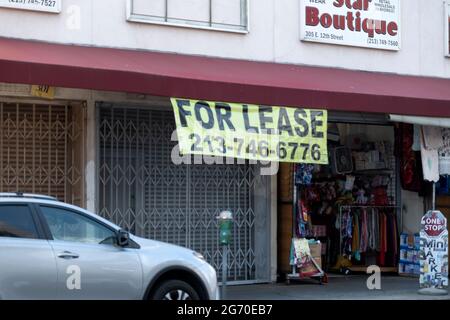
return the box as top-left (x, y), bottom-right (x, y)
top-left (226, 275), bottom-right (450, 300)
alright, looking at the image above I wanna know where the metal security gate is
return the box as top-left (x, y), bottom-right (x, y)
top-left (0, 102), bottom-right (85, 206)
top-left (98, 104), bottom-right (271, 283)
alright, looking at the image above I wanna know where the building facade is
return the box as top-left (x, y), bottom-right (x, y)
top-left (1, 0), bottom-right (450, 284)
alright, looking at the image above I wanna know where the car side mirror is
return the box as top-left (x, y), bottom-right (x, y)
top-left (117, 229), bottom-right (130, 247)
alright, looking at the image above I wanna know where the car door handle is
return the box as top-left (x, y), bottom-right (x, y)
top-left (57, 251), bottom-right (79, 259)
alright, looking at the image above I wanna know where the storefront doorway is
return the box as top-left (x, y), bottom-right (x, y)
top-left (277, 114), bottom-right (415, 280)
top-left (0, 101), bottom-right (86, 206)
top-left (97, 103), bottom-right (272, 284)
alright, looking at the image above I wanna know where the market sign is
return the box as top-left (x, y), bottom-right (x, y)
top-left (300, 0), bottom-right (401, 51)
top-left (0, 0), bottom-right (61, 13)
top-left (419, 211), bottom-right (448, 290)
top-left (171, 98), bottom-right (328, 164)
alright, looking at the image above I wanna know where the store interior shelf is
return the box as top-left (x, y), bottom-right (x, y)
top-left (348, 266), bottom-right (398, 273)
top-left (352, 169), bottom-right (393, 175)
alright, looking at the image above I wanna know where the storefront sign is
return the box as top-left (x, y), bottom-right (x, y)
top-left (300, 0), bottom-right (401, 50)
top-left (171, 98), bottom-right (328, 164)
top-left (0, 0), bottom-right (61, 13)
top-left (31, 85), bottom-right (55, 99)
top-left (420, 211), bottom-right (448, 290)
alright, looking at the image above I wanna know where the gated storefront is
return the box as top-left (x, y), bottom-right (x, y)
top-left (97, 104), bottom-right (272, 284)
top-left (0, 101), bottom-right (85, 207)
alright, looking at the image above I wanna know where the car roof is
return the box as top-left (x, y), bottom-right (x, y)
top-left (0, 193), bottom-right (120, 231)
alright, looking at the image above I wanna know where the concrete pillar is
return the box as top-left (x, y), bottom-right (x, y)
top-left (85, 97), bottom-right (97, 213)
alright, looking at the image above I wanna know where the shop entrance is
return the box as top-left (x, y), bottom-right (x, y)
top-left (97, 104), bottom-right (272, 284)
top-left (278, 119), bottom-right (405, 279)
top-left (0, 101), bottom-right (86, 206)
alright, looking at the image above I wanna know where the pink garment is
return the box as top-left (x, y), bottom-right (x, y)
top-left (359, 209), bottom-right (369, 253)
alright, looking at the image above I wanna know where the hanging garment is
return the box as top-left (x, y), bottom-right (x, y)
top-left (378, 213), bottom-right (387, 266)
top-left (412, 124), bottom-right (421, 151)
top-left (340, 209), bottom-right (353, 256)
top-left (359, 209), bottom-right (369, 253)
top-left (374, 209), bottom-right (380, 252)
top-left (420, 132), bottom-right (440, 182)
top-left (352, 212), bottom-right (361, 261)
top-left (368, 208), bottom-right (376, 251)
top-left (439, 129), bottom-right (450, 175)
top-left (421, 126), bottom-right (444, 150)
top-left (386, 211), bottom-right (399, 267)
top-left (392, 212), bottom-right (399, 265)
top-left (396, 123), bottom-right (424, 192)
top-left (438, 147), bottom-right (450, 175)
top-left (295, 164), bottom-right (315, 185)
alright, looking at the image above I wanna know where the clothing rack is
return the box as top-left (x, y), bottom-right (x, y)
top-left (338, 205), bottom-right (400, 272)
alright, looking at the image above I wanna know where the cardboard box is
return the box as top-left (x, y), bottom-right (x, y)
top-left (312, 256), bottom-right (322, 269)
top-left (309, 243), bottom-right (322, 258)
top-left (299, 257), bottom-right (322, 274)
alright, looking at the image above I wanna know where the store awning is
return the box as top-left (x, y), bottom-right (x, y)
top-left (389, 114), bottom-right (450, 128)
top-left (1, 37), bottom-right (450, 117)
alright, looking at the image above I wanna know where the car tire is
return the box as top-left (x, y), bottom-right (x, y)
top-left (151, 279), bottom-right (200, 300)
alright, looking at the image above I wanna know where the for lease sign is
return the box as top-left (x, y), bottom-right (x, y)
top-left (0, 0), bottom-right (61, 13)
top-left (300, 0), bottom-right (401, 50)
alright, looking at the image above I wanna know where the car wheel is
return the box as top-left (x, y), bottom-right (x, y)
top-left (151, 279), bottom-right (200, 300)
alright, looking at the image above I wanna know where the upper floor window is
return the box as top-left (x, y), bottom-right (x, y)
top-left (127, 0), bottom-right (249, 33)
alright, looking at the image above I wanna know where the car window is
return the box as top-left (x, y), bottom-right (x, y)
top-left (40, 206), bottom-right (116, 245)
top-left (0, 205), bottom-right (39, 239)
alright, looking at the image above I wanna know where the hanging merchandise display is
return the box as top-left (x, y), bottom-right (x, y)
top-left (439, 128), bottom-right (450, 176)
top-left (283, 122), bottom-right (402, 276)
top-left (420, 126), bottom-right (441, 183)
top-left (395, 123), bottom-right (424, 192)
top-left (340, 206), bottom-right (399, 268)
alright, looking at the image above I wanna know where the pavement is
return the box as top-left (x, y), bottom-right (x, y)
top-left (226, 275), bottom-right (450, 300)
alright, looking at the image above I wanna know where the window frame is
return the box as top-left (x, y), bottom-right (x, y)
top-left (446, 0), bottom-right (450, 57)
top-left (0, 203), bottom-right (46, 240)
top-left (126, 0), bottom-right (250, 34)
top-left (35, 204), bottom-right (119, 243)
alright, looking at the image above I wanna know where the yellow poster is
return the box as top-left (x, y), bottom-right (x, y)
top-left (171, 98), bottom-right (328, 164)
top-left (31, 85), bottom-right (55, 100)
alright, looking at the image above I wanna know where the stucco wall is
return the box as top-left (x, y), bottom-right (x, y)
top-left (0, 0), bottom-right (449, 79)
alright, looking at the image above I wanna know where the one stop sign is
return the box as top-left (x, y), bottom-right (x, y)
top-left (422, 211), bottom-right (446, 237)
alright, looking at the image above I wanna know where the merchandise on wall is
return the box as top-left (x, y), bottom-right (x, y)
top-left (279, 119), bottom-right (450, 281)
top-left (283, 122), bottom-right (402, 277)
top-left (399, 233), bottom-right (421, 277)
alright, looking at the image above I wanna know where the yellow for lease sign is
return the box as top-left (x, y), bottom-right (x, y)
top-left (171, 98), bottom-right (328, 164)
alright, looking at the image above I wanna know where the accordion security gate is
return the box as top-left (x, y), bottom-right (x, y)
top-left (0, 102), bottom-right (85, 206)
top-left (98, 105), bottom-right (271, 283)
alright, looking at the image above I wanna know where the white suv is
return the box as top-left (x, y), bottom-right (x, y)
top-left (0, 193), bottom-right (218, 300)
